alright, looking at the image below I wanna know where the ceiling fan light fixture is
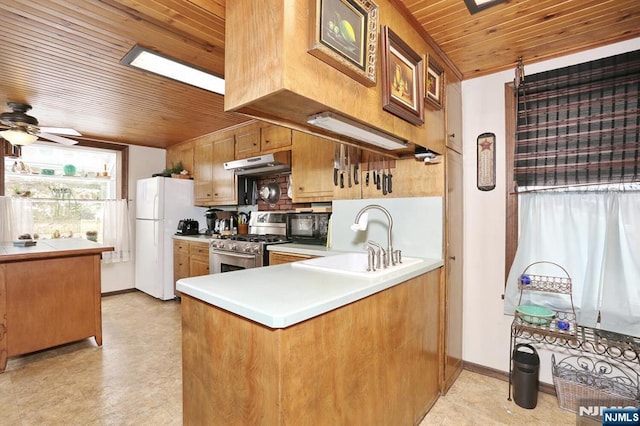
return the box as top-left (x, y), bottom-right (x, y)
top-left (0, 129), bottom-right (38, 146)
top-left (120, 45), bottom-right (225, 95)
top-left (39, 127), bottom-right (82, 136)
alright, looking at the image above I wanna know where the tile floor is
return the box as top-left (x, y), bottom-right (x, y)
top-left (0, 291), bottom-right (578, 425)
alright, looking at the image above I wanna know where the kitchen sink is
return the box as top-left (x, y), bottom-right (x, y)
top-left (291, 252), bottom-right (423, 277)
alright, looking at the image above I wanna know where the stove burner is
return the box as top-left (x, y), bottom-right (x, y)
top-left (228, 234), bottom-right (289, 243)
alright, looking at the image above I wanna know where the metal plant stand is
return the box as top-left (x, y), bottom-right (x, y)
top-left (508, 261), bottom-right (640, 402)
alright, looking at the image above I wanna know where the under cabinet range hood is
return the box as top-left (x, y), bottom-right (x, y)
top-left (224, 151), bottom-right (291, 176)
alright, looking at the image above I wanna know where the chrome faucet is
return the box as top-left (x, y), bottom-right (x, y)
top-left (351, 204), bottom-right (396, 267)
top-left (366, 240), bottom-right (385, 269)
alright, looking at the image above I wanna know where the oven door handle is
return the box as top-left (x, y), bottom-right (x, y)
top-left (210, 250), bottom-right (257, 260)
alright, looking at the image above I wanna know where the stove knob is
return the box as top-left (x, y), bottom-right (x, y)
top-left (242, 246), bottom-right (251, 252)
top-left (230, 244), bottom-right (238, 250)
top-left (252, 245), bottom-right (261, 253)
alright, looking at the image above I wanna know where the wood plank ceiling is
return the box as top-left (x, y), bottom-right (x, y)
top-left (0, 0), bottom-right (638, 149)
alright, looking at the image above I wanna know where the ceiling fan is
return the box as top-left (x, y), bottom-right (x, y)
top-left (0, 102), bottom-right (80, 146)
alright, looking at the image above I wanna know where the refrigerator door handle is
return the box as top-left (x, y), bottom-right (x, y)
top-left (153, 193), bottom-right (159, 220)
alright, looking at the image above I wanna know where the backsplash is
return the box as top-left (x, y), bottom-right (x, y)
top-left (256, 174), bottom-right (311, 212)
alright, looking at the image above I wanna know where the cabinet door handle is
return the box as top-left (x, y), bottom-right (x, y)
top-left (449, 256), bottom-right (456, 260)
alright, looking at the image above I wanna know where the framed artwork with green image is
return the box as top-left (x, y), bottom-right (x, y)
top-left (308, 0), bottom-right (378, 86)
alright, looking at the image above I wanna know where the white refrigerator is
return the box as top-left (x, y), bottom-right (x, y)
top-left (135, 177), bottom-right (205, 300)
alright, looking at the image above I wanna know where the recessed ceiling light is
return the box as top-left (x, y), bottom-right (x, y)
top-left (120, 45), bottom-right (225, 95)
top-left (464, 0), bottom-right (508, 14)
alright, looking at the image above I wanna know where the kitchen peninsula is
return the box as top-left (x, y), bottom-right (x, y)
top-left (0, 239), bottom-right (113, 372)
top-left (178, 257), bottom-right (443, 425)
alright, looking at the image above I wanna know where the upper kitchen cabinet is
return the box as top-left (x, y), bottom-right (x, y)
top-left (224, 0), bottom-right (459, 157)
top-left (291, 131), bottom-right (335, 202)
top-left (166, 141), bottom-right (195, 176)
top-left (261, 124), bottom-right (292, 153)
top-left (194, 132), bottom-right (237, 206)
top-left (234, 122), bottom-right (262, 158)
top-left (445, 80), bottom-right (463, 154)
top-left (234, 122), bottom-right (292, 159)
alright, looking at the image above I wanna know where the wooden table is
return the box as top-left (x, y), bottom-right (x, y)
top-left (0, 239), bottom-right (113, 372)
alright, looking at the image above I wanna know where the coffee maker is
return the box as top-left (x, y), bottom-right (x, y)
top-left (204, 208), bottom-right (221, 235)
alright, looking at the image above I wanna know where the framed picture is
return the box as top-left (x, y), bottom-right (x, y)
top-left (380, 26), bottom-right (424, 125)
top-left (425, 55), bottom-right (444, 110)
top-left (308, 0), bottom-right (378, 86)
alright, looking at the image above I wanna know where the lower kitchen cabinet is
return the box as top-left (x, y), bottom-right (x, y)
top-left (173, 240), bottom-right (210, 296)
top-left (269, 251), bottom-right (316, 265)
top-left (189, 241), bottom-right (210, 277)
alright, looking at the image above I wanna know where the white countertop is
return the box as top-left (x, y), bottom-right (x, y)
top-left (177, 255), bottom-right (443, 329)
top-left (267, 243), bottom-right (336, 257)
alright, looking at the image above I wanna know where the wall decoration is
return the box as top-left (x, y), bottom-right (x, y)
top-left (425, 55), bottom-right (444, 110)
top-left (477, 132), bottom-right (496, 191)
top-left (308, 0), bottom-right (378, 86)
top-left (380, 26), bottom-right (424, 125)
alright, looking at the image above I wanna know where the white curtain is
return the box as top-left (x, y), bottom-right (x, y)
top-left (102, 199), bottom-right (131, 263)
top-left (504, 191), bottom-right (640, 338)
top-left (0, 196), bottom-right (34, 241)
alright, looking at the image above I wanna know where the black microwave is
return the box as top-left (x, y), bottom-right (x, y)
top-left (286, 213), bottom-right (331, 245)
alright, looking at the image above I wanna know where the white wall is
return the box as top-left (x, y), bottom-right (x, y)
top-left (100, 145), bottom-right (165, 293)
top-left (461, 38), bottom-right (640, 383)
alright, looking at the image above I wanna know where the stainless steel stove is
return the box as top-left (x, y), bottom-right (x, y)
top-left (209, 212), bottom-right (289, 273)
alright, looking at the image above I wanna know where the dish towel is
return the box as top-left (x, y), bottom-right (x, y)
top-left (102, 199), bottom-right (131, 263)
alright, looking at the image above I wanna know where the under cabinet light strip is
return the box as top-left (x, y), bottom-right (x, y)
top-left (307, 112), bottom-right (408, 150)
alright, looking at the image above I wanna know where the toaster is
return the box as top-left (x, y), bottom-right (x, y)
top-left (177, 219), bottom-right (199, 235)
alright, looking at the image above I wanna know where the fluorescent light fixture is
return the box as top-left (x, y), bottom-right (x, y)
top-left (307, 112), bottom-right (408, 150)
top-left (40, 127), bottom-right (82, 136)
top-left (463, 0), bottom-right (508, 14)
top-left (120, 45), bottom-right (225, 95)
top-left (0, 129), bottom-right (38, 145)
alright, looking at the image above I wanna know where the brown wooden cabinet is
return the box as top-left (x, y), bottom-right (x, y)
top-left (269, 251), bottom-right (316, 265)
top-left (234, 122), bottom-right (261, 158)
top-left (211, 135), bottom-right (237, 204)
top-left (440, 79), bottom-right (464, 393)
top-left (291, 131), bottom-right (335, 202)
top-left (235, 122), bottom-right (292, 159)
top-left (445, 80), bottom-right (463, 154)
top-left (166, 141), bottom-right (195, 176)
top-left (193, 134), bottom-right (237, 206)
top-left (173, 239), bottom-right (210, 296)
top-left (0, 241), bottom-right (111, 372)
top-left (182, 269), bottom-right (441, 425)
top-left (193, 138), bottom-right (214, 204)
top-left (189, 241), bottom-right (210, 277)
top-left (260, 124), bottom-right (291, 152)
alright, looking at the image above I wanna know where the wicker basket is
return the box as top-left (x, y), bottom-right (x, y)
top-left (552, 354), bottom-right (640, 413)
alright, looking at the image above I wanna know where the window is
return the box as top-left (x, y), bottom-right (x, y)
top-left (514, 50), bottom-right (639, 189)
top-left (2, 141), bottom-right (128, 242)
top-left (504, 50), bottom-right (640, 337)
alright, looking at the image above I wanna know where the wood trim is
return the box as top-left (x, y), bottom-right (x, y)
top-left (77, 140), bottom-right (130, 201)
top-left (504, 83), bottom-right (518, 283)
top-left (463, 361), bottom-right (557, 396)
top-left (387, 0), bottom-right (463, 81)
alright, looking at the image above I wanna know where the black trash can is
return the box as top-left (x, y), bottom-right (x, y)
top-left (512, 343), bottom-right (540, 409)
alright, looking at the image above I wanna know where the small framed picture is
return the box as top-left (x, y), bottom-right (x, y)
top-left (308, 0), bottom-right (378, 86)
top-left (425, 55), bottom-right (444, 110)
top-left (380, 26), bottom-right (424, 125)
